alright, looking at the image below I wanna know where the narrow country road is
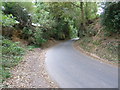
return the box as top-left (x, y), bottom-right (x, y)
top-left (45, 40), bottom-right (118, 88)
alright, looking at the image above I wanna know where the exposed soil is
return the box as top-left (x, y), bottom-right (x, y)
top-left (3, 40), bottom-right (61, 88)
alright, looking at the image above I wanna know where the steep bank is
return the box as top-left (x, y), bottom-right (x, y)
top-left (74, 19), bottom-right (119, 66)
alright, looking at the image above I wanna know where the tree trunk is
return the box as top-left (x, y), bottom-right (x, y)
top-left (78, 2), bottom-right (86, 37)
top-left (80, 2), bottom-right (86, 31)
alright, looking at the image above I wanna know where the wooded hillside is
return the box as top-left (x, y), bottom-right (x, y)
top-left (1, 1), bottom-right (120, 86)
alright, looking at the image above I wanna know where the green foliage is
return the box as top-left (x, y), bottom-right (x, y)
top-left (47, 2), bottom-right (98, 38)
top-left (101, 2), bottom-right (120, 33)
top-left (23, 27), bottom-right (33, 38)
top-left (1, 37), bottom-right (24, 81)
top-left (84, 2), bottom-right (98, 21)
top-left (2, 2), bottom-right (99, 45)
top-left (33, 28), bottom-right (46, 45)
top-left (68, 19), bottom-right (78, 38)
top-left (33, 3), bottom-right (58, 41)
top-left (33, 3), bottom-right (67, 40)
top-left (22, 26), bottom-right (46, 45)
top-left (0, 67), bottom-right (11, 81)
top-left (1, 13), bottom-right (18, 27)
top-left (2, 2), bottom-right (99, 41)
top-left (33, 3), bottom-right (56, 26)
top-left (19, 2), bottom-right (35, 13)
top-left (46, 2), bottom-right (78, 39)
top-left (93, 40), bottom-right (101, 45)
top-left (54, 19), bottom-right (69, 39)
top-left (2, 2), bottom-right (34, 27)
top-left (2, 39), bottom-right (24, 67)
top-left (27, 45), bottom-right (40, 51)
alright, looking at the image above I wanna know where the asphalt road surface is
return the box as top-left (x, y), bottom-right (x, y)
top-left (45, 40), bottom-right (118, 88)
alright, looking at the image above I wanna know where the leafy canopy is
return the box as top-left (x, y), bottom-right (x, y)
top-left (101, 2), bottom-right (120, 33)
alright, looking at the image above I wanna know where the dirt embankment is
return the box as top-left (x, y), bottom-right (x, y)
top-left (74, 19), bottom-right (119, 67)
top-left (3, 40), bottom-right (61, 88)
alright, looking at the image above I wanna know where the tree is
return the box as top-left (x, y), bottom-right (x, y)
top-left (101, 2), bottom-right (120, 34)
top-left (1, 12), bottom-right (18, 27)
top-left (78, 2), bottom-right (86, 37)
top-left (84, 2), bottom-right (98, 22)
top-left (43, 2), bottom-right (74, 39)
top-left (2, 2), bottom-right (34, 28)
top-left (71, 2), bottom-right (98, 37)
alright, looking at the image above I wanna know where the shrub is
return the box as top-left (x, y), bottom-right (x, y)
top-left (1, 37), bottom-right (24, 82)
top-left (33, 28), bottom-right (46, 46)
top-left (1, 12), bottom-right (18, 27)
top-left (101, 2), bottom-right (120, 34)
top-left (22, 27), bottom-right (46, 45)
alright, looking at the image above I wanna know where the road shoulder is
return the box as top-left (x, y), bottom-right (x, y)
top-left (3, 48), bottom-right (59, 88)
top-left (73, 41), bottom-right (118, 67)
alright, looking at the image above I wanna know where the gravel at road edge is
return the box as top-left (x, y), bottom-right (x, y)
top-left (3, 48), bottom-right (59, 88)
